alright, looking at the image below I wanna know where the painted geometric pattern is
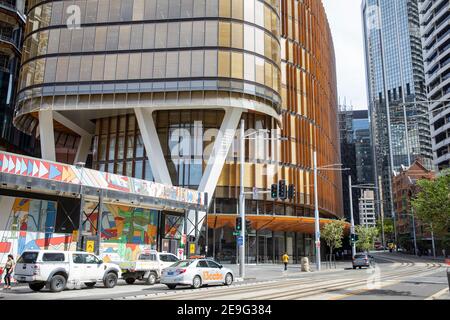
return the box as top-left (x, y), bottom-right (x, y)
top-left (0, 151), bottom-right (205, 206)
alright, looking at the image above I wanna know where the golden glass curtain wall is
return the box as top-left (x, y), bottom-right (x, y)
top-left (11, 0), bottom-right (343, 263)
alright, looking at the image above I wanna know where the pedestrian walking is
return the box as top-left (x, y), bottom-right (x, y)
top-left (282, 252), bottom-right (289, 271)
top-left (3, 254), bottom-right (14, 290)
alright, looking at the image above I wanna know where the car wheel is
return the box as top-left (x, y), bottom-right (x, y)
top-left (192, 275), bottom-right (202, 289)
top-left (167, 284), bottom-right (177, 289)
top-left (359, 267), bottom-right (362, 269)
top-left (224, 273), bottom-right (233, 286)
top-left (49, 275), bottom-right (66, 293)
top-left (103, 272), bottom-right (118, 288)
top-left (353, 266), bottom-right (356, 270)
top-left (125, 278), bottom-right (136, 285)
top-left (145, 272), bottom-right (157, 285)
top-left (29, 283), bottom-right (45, 292)
top-left (85, 282), bottom-right (96, 288)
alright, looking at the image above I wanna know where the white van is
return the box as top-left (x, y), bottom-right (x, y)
top-left (14, 250), bottom-right (121, 292)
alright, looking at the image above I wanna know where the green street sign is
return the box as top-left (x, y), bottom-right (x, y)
top-left (233, 232), bottom-right (240, 236)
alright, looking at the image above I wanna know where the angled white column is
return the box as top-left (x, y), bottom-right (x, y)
top-left (74, 134), bottom-right (93, 165)
top-left (134, 107), bottom-right (173, 186)
top-left (188, 108), bottom-right (243, 237)
top-left (38, 109), bottom-right (56, 161)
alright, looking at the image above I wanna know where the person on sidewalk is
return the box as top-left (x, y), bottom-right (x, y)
top-left (282, 253), bottom-right (289, 271)
top-left (3, 254), bottom-right (14, 290)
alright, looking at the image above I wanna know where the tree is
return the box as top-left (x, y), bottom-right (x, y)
top-left (321, 219), bottom-right (346, 264)
top-left (376, 217), bottom-right (394, 241)
top-left (411, 170), bottom-right (450, 237)
top-left (355, 226), bottom-right (379, 253)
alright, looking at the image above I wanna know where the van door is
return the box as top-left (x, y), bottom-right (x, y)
top-left (84, 254), bottom-right (103, 281)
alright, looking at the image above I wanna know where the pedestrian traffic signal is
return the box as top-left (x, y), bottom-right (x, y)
top-left (350, 234), bottom-right (358, 243)
top-left (279, 180), bottom-right (287, 200)
top-left (236, 217), bottom-right (242, 232)
top-left (245, 219), bottom-right (252, 232)
top-left (288, 184), bottom-right (296, 199)
top-left (271, 184), bottom-right (278, 199)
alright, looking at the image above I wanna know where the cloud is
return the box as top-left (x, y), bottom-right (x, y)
top-left (322, 0), bottom-right (368, 110)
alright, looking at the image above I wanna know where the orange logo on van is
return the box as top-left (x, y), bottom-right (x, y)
top-left (202, 271), bottom-right (223, 281)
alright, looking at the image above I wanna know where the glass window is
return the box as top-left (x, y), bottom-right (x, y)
top-left (42, 253), bottom-right (65, 262)
top-left (97, 0), bottom-right (109, 22)
top-left (155, 23), bottom-right (167, 48)
top-left (231, 0), bottom-right (243, 20)
top-left (244, 0), bottom-right (255, 23)
top-left (193, 0), bottom-right (205, 17)
top-left (94, 27), bottom-right (107, 51)
top-left (92, 54), bottom-right (106, 81)
top-left (231, 52), bottom-right (243, 79)
top-left (166, 52), bottom-right (179, 78)
top-left (180, 22), bottom-right (192, 47)
top-left (118, 25), bottom-right (131, 50)
top-left (47, 29), bottom-right (60, 54)
top-left (116, 54), bottom-right (129, 80)
top-left (85, 254), bottom-right (100, 264)
top-left (205, 21), bottom-right (218, 46)
top-left (80, 55), bottom-right (93, 81)
top-left (56, 57), bottom-right (69, 82)
top-left (120, 0), bottom-right (134, 21)
top-left (178, 51), bottom-right (191, 77)
top-left (71, 29), bottom-right (83, 52)
top-left (167, 23), bottom-right (180, 48)
top-left (169, 0), bottom-right (181, 18)
top-left (67, 56), bottom-right (81, 82)
top-left (17, 252), bottom-right (39, 264)
top-left (191, 51), bottom-right (204, 77)
top-left (109, 0), bottom-right (121, 21)
top-left (255, 56), bottom-right (264, 84)
top-left (218, 51), bottom-right (230, 77)
top-left (141, 52), bottom-right (154, 78)
top-left (128, 53), bottom-right (141, 79)
top-left (104, 54), bottom-right (117, 80)
top-left (106, 26), bottom-right (120, 50)
top-left (192, 21), bottom-right (205, 47)
top-left (153, 52), bottom-right (166, 78)
top-left (133, 0), bottom-right (145, 20)
top-left (264, 61), bottom-right (272, 88)
top-left (244, 53), bottom-right (255, 81)
top-left (219, 22), bottom-right (231, 47)
top-left (156, 0), bottom-right (169, 18)
top-left (144, 0), bottom-right (157, 19)
top-left (44, 57), bottom-right (57, 82)
top-left (130, 24), bottom-right (143, 50)
top-left (59, 29), bottom-right (71, 53)
top-left (50, 1), bottom-right (64, 25)
top-left (180, 0), bottom-right (193, 18)
top-left (255, 0), bottom-right (264, 26)
top-left (244, 25), bottom-right (254, 52)
top-left (142, 24), bottom-right (155, 49)
top-left (206, 0), bottom-right (218, 16)
top-left (255, 28), bottom-right (264, 56)
top-left (232, 23), bottom-right (243, 49)
top-left (72, 254), bottom-right (85, 264)
top-left (219, 0), bottom-right (231, 17)
top-left (204, 50), bottom-right (217, 77)
top-left (82, 27), bottom-right (95, 51)
top-left (207, 260), bottom-right (221, 268)
top-left (197, 260), bottom-right (209, 268)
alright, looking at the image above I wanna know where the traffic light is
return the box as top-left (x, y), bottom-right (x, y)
top-left (350, 234), bottom-right (358, 243)
top-left (236, 217), bottom-right (242, 232)
top-left (245, 219), bottom-right (252, 232)
top-left (271, 184), bottom-right (278, 199)
top-left (288, 184), bottom-right (296, 199)
top-left (279, 180), bottom-right (287, 200)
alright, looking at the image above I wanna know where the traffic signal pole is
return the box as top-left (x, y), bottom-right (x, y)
top-left (313, 151), bottom-right (321, 271)
top-left (348, 175), bottom-right (356, 258)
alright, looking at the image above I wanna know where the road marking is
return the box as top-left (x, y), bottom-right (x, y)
top-left (425, 287), bottom-right (449, 300)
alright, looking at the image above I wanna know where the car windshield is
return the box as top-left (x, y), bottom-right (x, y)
top-left (170, 260), bottom-right (192, 268)
top-left (17, 252), bottom-right (39, 263)
top-left (354, 254), bottom-right (367, 259)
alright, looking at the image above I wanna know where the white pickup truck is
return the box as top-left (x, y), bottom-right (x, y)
top-left (118, 250), bottom-right (179, 285)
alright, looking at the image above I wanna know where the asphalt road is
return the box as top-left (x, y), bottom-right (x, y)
top-left (0, 253), bottom-right (448, 300)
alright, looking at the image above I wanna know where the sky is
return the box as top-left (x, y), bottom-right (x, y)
top-left (322, 0), bottom-right (368, 110)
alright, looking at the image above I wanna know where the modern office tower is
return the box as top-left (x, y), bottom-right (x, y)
top-left (13, 0), bottom-right (341, 263)
top-left (420, 0), bottom-right (450, 170)
top-left (339, 106), bottom-right (374, 224)
top-left (362, 0), bottom-right (433, 220)
top-left (358, 189), bottom-right (376, 228)
top-left (0, 0), bottom-right (38, 155)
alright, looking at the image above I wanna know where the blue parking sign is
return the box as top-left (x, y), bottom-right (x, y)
top-left (237, 236), bottom-right (243, 246)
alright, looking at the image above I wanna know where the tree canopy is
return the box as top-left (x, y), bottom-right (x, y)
top-left (411, 170), bottom-right (450, 237)
top-left (355, 225), bottom-right (379, 253)
top-left (321, 219), bottom-right (346, 262)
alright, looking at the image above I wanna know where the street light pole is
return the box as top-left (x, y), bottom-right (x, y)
top-left (411, 208), bottom-right (418, 256)
top-left (76, 162), bottom-right (86, 251)
top-left (313, 151), bottom-right (321, 271)
top-left (348, 175), bottom-right (356, 258)
top-left (239, 119), bottom-right (246, 279)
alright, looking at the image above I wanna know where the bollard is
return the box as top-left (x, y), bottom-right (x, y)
top-left (301, 257), bottom-right (310, 272)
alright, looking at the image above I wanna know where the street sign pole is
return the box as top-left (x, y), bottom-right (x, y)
top-left (349, 175), bottom-right (356, 258)
top-left (313, 151), bottom-right (321, 271)
top-left (239, 119), bottom-right (246, 279)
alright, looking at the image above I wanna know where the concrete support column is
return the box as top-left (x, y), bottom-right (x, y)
top-left (38, 110), bottom-right (56, 162)
top-left (134, 108), bottom-right (173, 185)
top-left (74, 135), bottom-right (93, 165)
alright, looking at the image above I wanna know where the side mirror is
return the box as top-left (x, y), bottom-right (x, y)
top-left (98, 260), bottom-right (103, 264)
top-left (219, 264), bottom-right (223, 269)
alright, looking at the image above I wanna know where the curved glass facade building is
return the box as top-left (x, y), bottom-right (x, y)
top-left (13, 0), bottom-right (342, 263)
top-left (420, 0), bottom-right (450, 170)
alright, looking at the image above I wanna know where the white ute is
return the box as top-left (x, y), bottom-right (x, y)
top-left (119, 250), bottom-right (179, 285)
top-left (14, 250), bottom-right (121, 292)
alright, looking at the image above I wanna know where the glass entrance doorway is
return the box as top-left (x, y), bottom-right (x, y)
top-left (257, 230), bottom-right (273, 263)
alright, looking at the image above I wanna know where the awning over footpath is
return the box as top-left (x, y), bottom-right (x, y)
top-left (0, 151), bottom-right (207, 213)
top-left (207, 214), bottom-right (351, 234)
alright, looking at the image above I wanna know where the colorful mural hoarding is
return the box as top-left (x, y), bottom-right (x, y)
top-left (0, 151), bottom-right (206, 207)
